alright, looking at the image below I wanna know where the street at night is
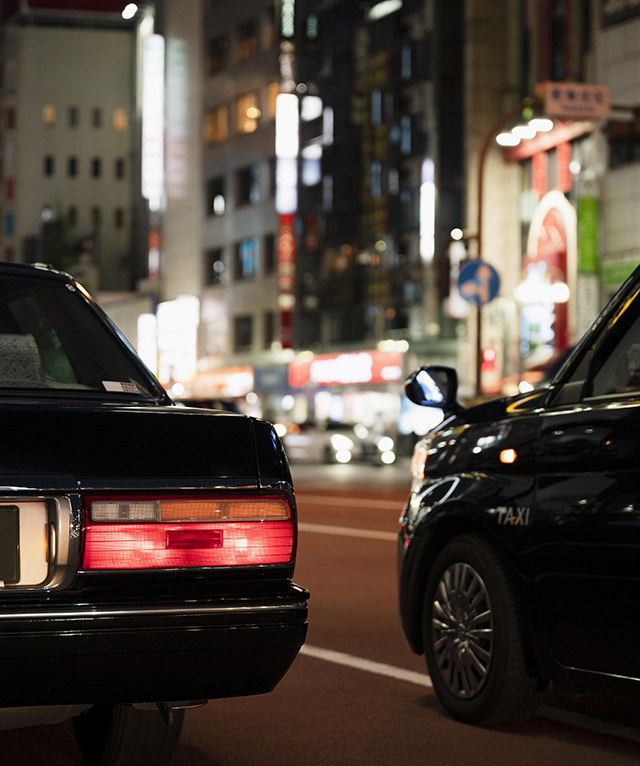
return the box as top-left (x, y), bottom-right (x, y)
top-left (1, 462), bottom-right (639, 765)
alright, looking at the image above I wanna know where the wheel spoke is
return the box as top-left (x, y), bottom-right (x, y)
top-left (430, 560), bottom-right (494, 700)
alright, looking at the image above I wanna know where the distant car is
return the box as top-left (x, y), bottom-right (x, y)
top-left (0, 263), bottom-right (308, 764)
top-left (281, 420), bottom-right (396, 465)
top-left (399, 264), bottom-right (640, 725)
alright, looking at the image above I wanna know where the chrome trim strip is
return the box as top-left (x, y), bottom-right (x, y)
top-left (0, 602), bottom-right (306, 621)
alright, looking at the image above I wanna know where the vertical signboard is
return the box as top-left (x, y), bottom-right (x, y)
top-left (277, 214), bottom-right (296, 349)
top-left (142, 34), bottom-right (165, 210)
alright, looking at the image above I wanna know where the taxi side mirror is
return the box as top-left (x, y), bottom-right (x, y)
top-left (405, 365), bottom-right (460, 411)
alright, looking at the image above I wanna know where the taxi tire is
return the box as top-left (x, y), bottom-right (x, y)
top-left (72, 703), bottom-right (185, 766)
top-left (423, 533), bottom-right (542, 725)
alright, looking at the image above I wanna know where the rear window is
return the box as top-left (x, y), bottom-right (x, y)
top-left (0, 274), bottom-right (159, 399)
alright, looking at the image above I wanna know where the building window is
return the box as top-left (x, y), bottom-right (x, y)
top-left (92, 107), bottom-right (102, 128)
top-left (206, 176), bottom-right (226, 216)
top-left (237, 20), bottom-right (258, 61)
top-left (68, 106), bottom-right (79, 127)
top-left (113, 107), bottom-right (128, 131)
top-left (268, 82), bottom-right (279, 119)
top-left (205, 248), bottom-right (226, 285)
top-left (115, 158), bottom-right (126, 179)
top-left (264, 310), bottom-right (275, 349)
top-left (235, 237), bottom-right (259, 279)
top-left (6, 108), bottom-right (15, 130)
top-left (204, 105), bottom-right (229, 144)
top-left (91, 206), bottom-right (101, 228)
top-left (236, 164), bottom-right (260, 205)
top-left (236, 91), bottom-right (260, 134)
top-left (67, 156), bottom-right (78, 177)
top-left (264, 233), bottom-right (275, 273)
top-left (114, 208), bottom-right (125, 229)
top-left (43, 155), bottom-right (55, 177)
top-left (207, 36), bottom-right (228, 75)
top-left (4, 178), bottom-right (14, 200)
top-left (42, 104), bottom-right (56, 127)
top-left (68, 205), bottom-right (77, 227)
top-left (91, 157), bottom-right (102, 178)
top-left (234, 315), bottom-right (254, 352)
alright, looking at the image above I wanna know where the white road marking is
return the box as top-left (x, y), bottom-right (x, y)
top-left (296, 493), bottom-right (402, 511)
top-left (298, 522), bottom-right (396, 541)
top-left (300, 644), bottom-right (640, 744)
top-left (299, 644), bottom-right (432, 687)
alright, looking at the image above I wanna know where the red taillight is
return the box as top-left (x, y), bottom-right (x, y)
top-left (81, 495), bottom-right (295, 570)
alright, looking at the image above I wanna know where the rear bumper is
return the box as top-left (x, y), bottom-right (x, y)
top-left (0, 585), bottom-right (309, 707)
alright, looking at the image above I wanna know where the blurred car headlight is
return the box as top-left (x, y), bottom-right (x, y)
top-left (377, 436), bottom-right (395, 452)
top-left (331, 434), bottom-right (355, 451)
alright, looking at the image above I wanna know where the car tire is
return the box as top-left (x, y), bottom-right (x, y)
top-left (72, 703), bottom-right (184, 766)
top-left (423, 533), bottom-right (541, 725)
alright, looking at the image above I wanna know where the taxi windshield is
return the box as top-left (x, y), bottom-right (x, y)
top-left (0, 273), bottom-right (159, 399)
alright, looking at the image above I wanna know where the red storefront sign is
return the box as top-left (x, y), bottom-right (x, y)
top-left (289, 350), bottom-right (403, 389)
top-left (278, 214), bottom-right (296, 349)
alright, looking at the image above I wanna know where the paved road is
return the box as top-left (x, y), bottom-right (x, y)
top-left (4, 462), bottom-right (640, 764)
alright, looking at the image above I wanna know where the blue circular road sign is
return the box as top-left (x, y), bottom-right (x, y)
top-left (458, 260), bottom-right (501, 307)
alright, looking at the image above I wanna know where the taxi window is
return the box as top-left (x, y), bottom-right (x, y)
top-left (586, 287), bottom-right (640, 400)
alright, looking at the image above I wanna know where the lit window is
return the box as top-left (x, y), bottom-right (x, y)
top-left (268, 82), bottom-right (280, 119)
top-left (235, 237), bottom-right (259, 279)
top-left (205, 248), bottom-right (226, 285)
top-left (237, 20), bottom-right (258, 61)
top-left (236, 91), bottom-right (260, 134)
top-left (113, 108), bottom-right (128, 131)
top-left (206, 176), bottom-right (225, 216)
top-left (204, 105), bottom-right (229, 144)
top-left (42, 104), bottom-right (56, 127)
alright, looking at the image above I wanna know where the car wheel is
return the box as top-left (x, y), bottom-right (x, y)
top-left (73, 704), bottom-right (184, 766)
top-left (423, 533), bottom-right (541, 725)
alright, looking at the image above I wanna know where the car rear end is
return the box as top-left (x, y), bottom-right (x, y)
top-left (0, 263), bottom-right (308, 762)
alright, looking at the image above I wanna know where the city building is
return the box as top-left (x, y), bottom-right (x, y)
top-left (0, 0), bottom-right (140, 294)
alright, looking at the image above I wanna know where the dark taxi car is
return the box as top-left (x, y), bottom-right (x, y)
top-left (399, 264), bottom-right (640, 726)
top-left (0, 263), bottom-right (308, 764)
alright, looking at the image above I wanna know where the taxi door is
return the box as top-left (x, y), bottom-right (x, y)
top-left (532, 285), bottom-right (640, 679)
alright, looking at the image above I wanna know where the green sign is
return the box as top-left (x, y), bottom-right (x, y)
top-left (578, 197), bottom-right (598, 274)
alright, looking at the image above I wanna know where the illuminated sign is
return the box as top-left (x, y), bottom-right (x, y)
top-left (281, 0), bottom-right (295, 37)
top-left (278, 214), bottom-right (296, 349)
top-left (540, 81), bottom-right (611, 120)
top-left (289, 350), bottom-right (403, 388)
top-left (142, 34), bottom-right (165, 208)
top-left (192, 367), bottom-right (254, 399)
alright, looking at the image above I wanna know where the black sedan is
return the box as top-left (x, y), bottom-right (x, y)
top-left (0, 263), bottom-right (308, 764)
top-left (400, 264), bottom-right (640, 726)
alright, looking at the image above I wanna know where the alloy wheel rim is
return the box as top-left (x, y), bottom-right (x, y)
top-left (431, 562), bottom-right (494, 699)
